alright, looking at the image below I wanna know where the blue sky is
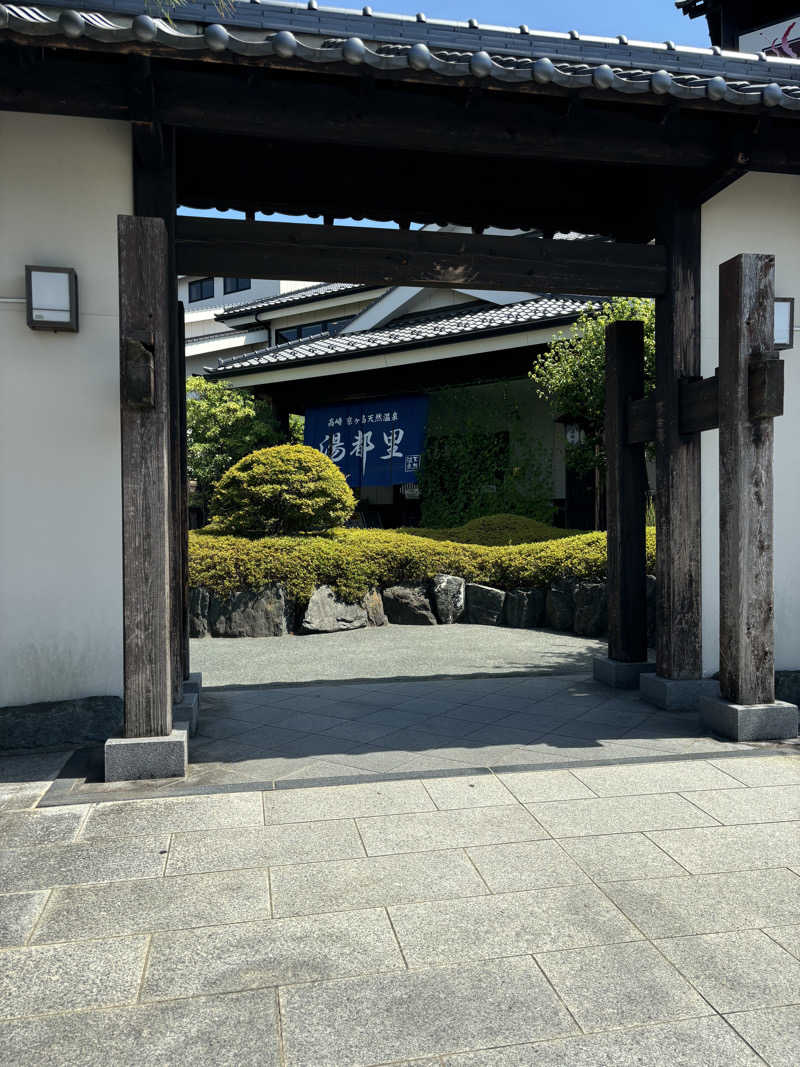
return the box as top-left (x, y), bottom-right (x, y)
top-left (180, 1), bottom-right (710, 226)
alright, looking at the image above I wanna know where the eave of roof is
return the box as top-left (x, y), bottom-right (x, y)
top-left (208, 294), bottom-right (590, 379)
top-left (3, 1), bottom-right (800, 112)
top-left (217, 282), bottom-right (381, 321)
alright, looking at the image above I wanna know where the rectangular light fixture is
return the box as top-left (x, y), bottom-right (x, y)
top-left (774, 297), bottom-right (794, 351)
top-left (25, 266), bottom-right (79, 332)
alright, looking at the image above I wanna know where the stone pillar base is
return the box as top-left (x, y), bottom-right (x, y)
top-left (593, 656), bottom-right (656, 690)
top-left (640, 674), bottom-right (719, 712)
top-left (104, 728), bottom-right (188, 782)
top-left (700, 697), bottom-right (799, 742)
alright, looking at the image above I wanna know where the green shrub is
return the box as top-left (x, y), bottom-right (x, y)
top-left (189, 526), bottom-right (656, 603)
top-left (398, 513), bottom-right (581, 547)
top-left (210, 445), bottom-right (356, 536)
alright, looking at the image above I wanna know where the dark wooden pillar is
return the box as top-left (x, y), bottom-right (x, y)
top-left (718, 253), bottom-right (776, 705)
top-left (118, 215), bottom-right (172, 737)
top-left (605, 321), bottom-right (648, 663)
top-left (133, 122), bottom-right (188, 694)
top-left (654, 198), bottom-right (702, 680)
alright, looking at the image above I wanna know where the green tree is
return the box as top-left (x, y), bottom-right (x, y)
top-left (529, 297), bottom-right (655, 474)
top-left (186, 376), bottom-right (285, 511)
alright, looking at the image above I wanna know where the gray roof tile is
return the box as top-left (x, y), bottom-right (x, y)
top-left (217, 282), bottom-right (378, 320)
top-left (209, 294), bottom-right (590, 377)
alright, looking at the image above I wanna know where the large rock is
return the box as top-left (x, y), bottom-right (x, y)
top-left (189, 586), bottom-right (210, 638)
top-left (382, 585), bottom-right (437, 625)
top-left (301, 586), bottom-right (368, 633)
top-left (465, 583), bottom-right (506, 625)
top-left (362, 588), bottom-right (387, 627)
top-left (546, 579), bottom-right (577, 631)
top-left (573, 582), bottom-right (608, 637)
top-left (208, 583), bottom-right (291, 637)
top-left (503, 588), bottom-right (546, 629)
top-left (431, 574), bottom-right (465, 624)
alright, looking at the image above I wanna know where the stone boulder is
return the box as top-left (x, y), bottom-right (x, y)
top-left (573, 582), bottom-right (608, 637)
top-left (546, 579), bottom-right (577, 631)
top-left (189, 586), bottom-right (210, 638)
top-left (362, 588), bottom-right (387, 627)
top-left (430, 574), bottom-right (466, 624)
top-left (465, 584), bottom-right (506, 625)
top-left (301, 586), bottom-right (368, 633)
top-left (208, 583), bottom-right (292, 638)
top-left (503, 588), bottom-right (546, 629)
top-left (382, 585), bottom-right (437, 625)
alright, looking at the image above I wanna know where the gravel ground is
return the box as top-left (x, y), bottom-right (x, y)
top-left (191, 625), bottom-right (607, 688)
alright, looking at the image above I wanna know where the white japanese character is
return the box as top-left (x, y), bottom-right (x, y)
top-left (391, 411), bottom-right (398, 421)
top-left (383, 412), bottom-right (391, 422)
top-left (381, 428), bottom-right (404, 459)
top-left (330, 432), bottom-right (346, 463)
top-left (346, 416), bottom-right (353, 426)
top-left (367, 414), bottom-right (374, 423)
top-left (351, 430), bottom-right (375, 473)
top-left (327, 418), bottom-right (335, 428)
top-left (375, 413), bottom-right (383, 423)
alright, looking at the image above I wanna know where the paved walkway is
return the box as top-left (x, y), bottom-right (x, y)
top-left (191, 626), bottom-right (607, 687)
top-left (1, 675), bottom-right (799, 1064)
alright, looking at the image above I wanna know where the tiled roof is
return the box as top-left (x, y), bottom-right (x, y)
top-left (209, 294), bottom-right (590, 377)
top-left (217, 282), bottom-right (379, 321)
top-left (4, 1), bottom-right (800, 111)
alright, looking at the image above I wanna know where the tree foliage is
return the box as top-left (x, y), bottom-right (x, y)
top-left (210, 444), bottom-right (356, 536)
top-left (529, 298), bottom-right (655, 473)
top-left (186, 376), bottom-right (285, 508)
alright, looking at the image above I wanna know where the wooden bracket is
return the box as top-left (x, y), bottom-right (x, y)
top-left (625, 358), bottom-right (784, 444)
top-left (122, 335), bottom-right (155, 409)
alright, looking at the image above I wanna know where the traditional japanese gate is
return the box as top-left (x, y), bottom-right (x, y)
top-left (602, 252), bottom-right (796, 739)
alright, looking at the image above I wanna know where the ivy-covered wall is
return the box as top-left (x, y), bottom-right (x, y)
top-left (419, 379), bottom-right (561, 527)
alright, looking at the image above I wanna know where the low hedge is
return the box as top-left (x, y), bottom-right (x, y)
top-left (189, 527), bottom-right (657, 603)
top-left (396, 513), bottom-right (579, 547)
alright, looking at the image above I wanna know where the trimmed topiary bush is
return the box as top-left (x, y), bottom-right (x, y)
top-left (210, 445), bottom-right (356, 536)
top-left (398, 513), bottom-right (581, 547)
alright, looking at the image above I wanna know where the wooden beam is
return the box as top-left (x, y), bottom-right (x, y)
top-left (175, 218), bottom-right (667, 296)
top-left (605, 321), bottom-right (649, 664)
top-left (626, 363), bottom-right (784, 444)
top-left (118, 215), bottom-right (172, 737)
top-left (718, 253), bottom-right (777, 705)
top-left (654, 199), bottom-right (703, 680)
top-left (133, 123), bottom-right (188, 695)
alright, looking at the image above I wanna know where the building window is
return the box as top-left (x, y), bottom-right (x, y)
top-left (223, 277), bottom-right (251, 295)
top-left (275, 316), bottom-right (353, 345)
top-left (188, 277), bottom-right (214, 302)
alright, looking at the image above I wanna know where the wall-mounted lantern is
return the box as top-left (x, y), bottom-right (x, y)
top-left (25, 266), bottom-right (79, 332)
top-left (774, 297), bottom-right (794, 351)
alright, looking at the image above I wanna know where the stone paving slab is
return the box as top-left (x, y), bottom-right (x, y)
top-left (279, 955), bottom-right (578, 1067)
top-left (681, 784), bottom-right (800, 825)
top-left (708, 755), bottom-right (800, 786)
top-left (420, 774), bottom-right (517, 809)
top-left (656, 929), bottom-right (800, 1013)
top-left (270, 849), bottom-right (488, 917)
top-left (726, 1006), bottom-right (800, 1067)
top-left (263, 778), bottom-right (435, 823)
top-left (166, 819), bottom-right (365, 875)
top-left (79, 791), bottom-right (264, 839)
top-left (764, 924), bottom-right (800, 958)
top-left (466, 839), bottom-right (589, 893)
top-left (0, 835), bottom-right (169, 892)
top-left (31, 869), bottom-right (271, 943)
top-left (648, 822), bottom-right (800, 874)
top-left (142, 908), bottom-right (404, 999)
top-left (0, 935), bottom-right (148, 1019)
top-left (0, 989), bottom-right (282, 1067)
top-left (495, 768), bottom-right (596, 803)
top-left (0, 891), bottom-right (48, 948)
top-left (602, 867), bottom-right (800, 937)
top-left (0, 808), bottom-right (84, 848)
top-left (357, 804), bottom-right (547, 856)
top-left (535, 939), bottom-right (710, 1031)
top-left (569, 759), bottom-right (745, 796)
top-left (441, 1016), bottom-right (765, 1066)
top-left (559, 831), bottom-right (689, 881)
top-left (388, 884), bottom-right (641, 965)
top-left (528, 792), bottom-right (718, 838)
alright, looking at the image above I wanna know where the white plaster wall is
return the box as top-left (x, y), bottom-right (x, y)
top-left (701, 172), bottom-right (800, 675)
top-left (0, 112), bottom-right (132, 706)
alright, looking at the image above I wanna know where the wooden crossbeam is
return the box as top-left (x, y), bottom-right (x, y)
top-left (175, 218), bottom-right (668, 296)
top-left (625, 362), bottom-right (784, 444)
